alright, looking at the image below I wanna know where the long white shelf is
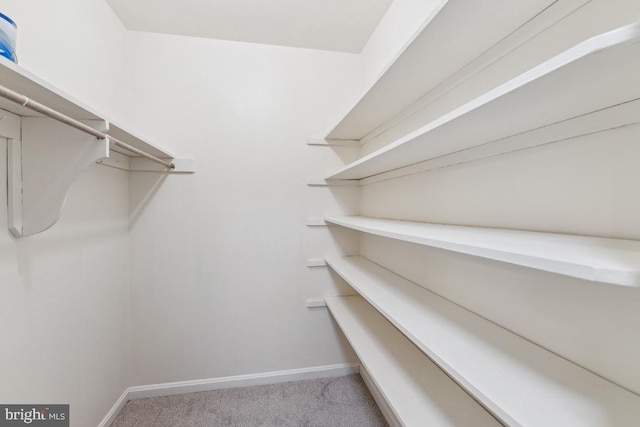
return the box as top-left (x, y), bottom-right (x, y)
top-left (0, 56), bottom-right (100, 120)
top-left (324, 295), bottom-right (500, 427)
top-left (327, 255), bottom-right (640, 426)
top-left (327, 23), bottom-right (640, 180)
top-left (326, 216), bottom-right (640, 287)
top-left (326, 0), bottom-right (562, 141)
top-left (0, 56), bottom-right (175, 160)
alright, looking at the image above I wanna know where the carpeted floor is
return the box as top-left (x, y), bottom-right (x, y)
top-left (111, 374), bottom-right (388, 426)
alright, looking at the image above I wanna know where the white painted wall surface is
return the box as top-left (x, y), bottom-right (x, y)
top-left (358, 0), bottom-right (640, 395)
top-left (124, 32), bottom-right (362, 386)
top-left (0, 156), bottom-right (131, 427)
top-left (0, 1), bottom-right (131, 426)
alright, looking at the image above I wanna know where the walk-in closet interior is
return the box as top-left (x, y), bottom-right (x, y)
top-left (2, 0), bottom-right (640, 425)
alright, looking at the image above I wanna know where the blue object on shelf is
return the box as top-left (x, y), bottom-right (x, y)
top-left (0, 12), bottom-right (17, 62)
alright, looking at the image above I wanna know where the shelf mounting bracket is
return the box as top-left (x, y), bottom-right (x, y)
top-left (8, 117), bottom-right (109, 237)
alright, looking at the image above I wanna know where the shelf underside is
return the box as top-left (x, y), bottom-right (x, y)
top-left (326, 0), bottom-right (560, 141)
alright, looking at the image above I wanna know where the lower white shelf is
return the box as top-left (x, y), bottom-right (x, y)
top-left (326, 255), bottom-right (640, 426)
top-left (324, 295), bottom-right (500, 427)
top-left (326, 215), bottom-right (640, 287)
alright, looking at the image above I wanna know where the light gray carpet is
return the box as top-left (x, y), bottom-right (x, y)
top-left (111, 374), bottom-right (388, 426)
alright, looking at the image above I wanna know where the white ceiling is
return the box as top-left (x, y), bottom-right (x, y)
top-left (105, 0), bottom-right (393, 53)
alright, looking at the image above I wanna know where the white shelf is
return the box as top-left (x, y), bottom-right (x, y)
top-left (0, 56), bottom-right (175, 160)
top-left (0, 56), bottom-right (193, 237)
top-left (0, 56), bottom-right (101, 120)
top-left (327, 255), bottom-right (640, 426)
top-left (327, 23), bottom-right (640, 180)
top-left (326, 0), bottom-right (561, 141)
top-left (326, 216), bottom-right (640, 287)
top-left (324, 295), bottom-right (501, 427)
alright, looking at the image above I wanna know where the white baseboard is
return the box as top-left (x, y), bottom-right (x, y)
top-left (97, 389), bottom-right (129, 427)
top-left (127, 362), bottom-right (360, 400)
top-left (99, 363), bottom-right (360, 426)
top-left (360, 365), bottom-right (401, 427)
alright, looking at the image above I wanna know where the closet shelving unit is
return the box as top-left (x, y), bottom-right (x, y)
top-left (312, 6), bottom-right (640, 426)
top-left (0, 57), bottom-right (194, 237)
top-left (325, 22), bottom-right (640, 182)
top-left (326, 256), bottom-right (640, 426)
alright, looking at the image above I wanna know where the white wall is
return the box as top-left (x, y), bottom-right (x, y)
top-left (357, 0), bottom-right (640, 395)
top-left (124, 32), bottom-right (362, 386)
top-left (0, 2), bottom-right (130, 426)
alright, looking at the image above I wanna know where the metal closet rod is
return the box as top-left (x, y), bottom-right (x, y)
top-left (0, 84), bottom-right (175, 169)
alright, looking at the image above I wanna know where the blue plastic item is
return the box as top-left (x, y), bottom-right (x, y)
top-left (0, 12), bottom-right (17, 62)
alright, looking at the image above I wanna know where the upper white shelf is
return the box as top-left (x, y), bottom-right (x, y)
top-left (327, 22), bottom-right (640, 180)
top-left (324, 295), bottom-right (501, 427)
top-left (325, 216), bottom-right (640, 287)
top-left (0, 57), bottom-right (194, 237)
top-left (327, 255), bottom-right (640, 426)
top-left (325, 0), bottom-right (559, 141)
top-left (0, 56), bottom-right (175, 160)
top-left (0, 56), bottom-right (101, 120)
